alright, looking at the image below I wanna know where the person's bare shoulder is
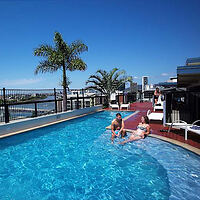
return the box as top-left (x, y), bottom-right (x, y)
top-left (111, 119), bottom-right (116, 124)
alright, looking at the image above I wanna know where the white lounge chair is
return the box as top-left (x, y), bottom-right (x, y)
top-left (120, 103), bottom-right (130, 110)
top-left (154, 96), bottom-right (163, 111)
top-left (166, 120), bottom-right (200, 140)
top-left (154, 102), bottom-right (163, 111)
top-left (110, 93), bottom-right (116, 101)
top-left (109, 103), bottom-right (119, 110)
top-left (147, 110), bottom-right (163, 121)
top-left (165, 120), bottom-right (190, 140)
top-left (187, 120), bottom-right (200, 137)
top-left (154, 104), bottom-right (163, 111)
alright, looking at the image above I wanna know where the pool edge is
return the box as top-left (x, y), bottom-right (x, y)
top-left (124, 129), bottom-right (200, 156)
top-left (0, 109), bottom-right (103, 139)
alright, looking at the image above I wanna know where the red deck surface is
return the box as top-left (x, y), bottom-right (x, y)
top-left (107, 102), bottom-right (200, 149)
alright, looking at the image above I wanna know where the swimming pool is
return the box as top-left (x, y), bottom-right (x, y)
top-left (0, 111), bottom-right (199, 200)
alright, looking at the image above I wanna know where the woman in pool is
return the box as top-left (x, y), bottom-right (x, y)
top-left (120, 116), bottom-right (150, 145)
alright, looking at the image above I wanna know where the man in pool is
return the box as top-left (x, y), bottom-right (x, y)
top-left (111, 113), bottom-right (126, 143)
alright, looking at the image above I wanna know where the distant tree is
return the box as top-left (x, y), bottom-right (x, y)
top-left (86, 68), bottom-right (132, 106)
top-left (34, 32), bottom-right (88, 111)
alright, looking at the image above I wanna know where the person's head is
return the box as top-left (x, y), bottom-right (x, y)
top-left (116, 113), bottom-right (122, 121)
top-left (156, 87), bottom-right (160, 93)
top-left (141, 116), bottom-right (149, 124)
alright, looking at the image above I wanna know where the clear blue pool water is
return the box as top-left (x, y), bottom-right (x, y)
top-left (0, 111), bottom-right (199, 200)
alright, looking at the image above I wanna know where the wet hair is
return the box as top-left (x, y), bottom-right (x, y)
top-left (143, 116), bottom-right (149, 124)
top-left (116, 113), bottom-right (121, 117)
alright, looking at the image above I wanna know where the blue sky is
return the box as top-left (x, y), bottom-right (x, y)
top-left (0, 0), bottom-right (200, 89)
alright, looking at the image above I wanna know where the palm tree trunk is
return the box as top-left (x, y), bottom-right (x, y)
top-left (62, 63), bottom-right (67, 111)
top-left (104, 92), bottom-right (110, 108)
top-left (108, 92), bottom-right (111, 103)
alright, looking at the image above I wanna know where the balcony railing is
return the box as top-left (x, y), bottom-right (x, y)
top-left (0, 88), bottom-right (105, 123)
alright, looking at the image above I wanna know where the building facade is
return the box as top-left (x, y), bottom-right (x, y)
top-left (164, 57), bottom-right (200, 124)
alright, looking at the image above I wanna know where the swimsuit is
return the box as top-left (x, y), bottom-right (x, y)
top-left (137, 125), bottom-right (147, 132)
top-left (154, 95), bottom-right (158, 100)
top-left (134, 125), bottom-right (148, 138)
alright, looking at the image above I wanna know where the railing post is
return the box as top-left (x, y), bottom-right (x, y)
top-left (82, 88), bottom-right (85, 108)
top-left (76, 92), bottom-right (79, 109)
top-left (4, 105), bottom-right (9, 123)
top-left (123, 91), bottom-right (125, 103)
top-left (66, 89), bottom-right (68, 111)
top-left (34, 102), bottom-right (38, 117)
top-left (3, 88), bottom-right (9, 123)
top-left (100, 93), bottom-right (102, 104)
top-left (54, 88), bottom-right (57, 113)
top-left (92, 97), bottom-right (94, 106)
top-left (70, 97), bottom-right (73, 110)
top-left (96, 96), bottom-right (99, 105)
top-left (117, 94), bottom-right (120, 107)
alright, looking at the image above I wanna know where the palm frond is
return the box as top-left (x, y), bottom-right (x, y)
top-left (34, 60), bottom-right (60, 75)
top-left (85, 79), bottom-right (102, 87)
top-left (54, 32), bottom-right (66, 48)
top-left (112, 70), bottom-right (126, 81)
top-left (34, 45), bottom-right (55, 57)
top-left (67, 58), bottom-right (87, 71)
top-left (84, 86), bottom-right (105, 94)
top-left (54, 32), bottom-right (70, 54)
top-left (87, 75), bottom-right (103, 84)
top-left (96, 69), bottom-right (107, 78)
top-left (69, 40), bottom-right (88, 59)
top-left (109, 68), bottom-right (119, 79)
top-left (127, 76), bottom-right (133, 82)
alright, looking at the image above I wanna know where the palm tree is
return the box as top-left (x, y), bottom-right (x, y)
top-left (59, 76), bottom-right (71, 90)
top-left (34, 32), bottom-right (88, 111)
top-left (86, 68), bottom-right (132, 105)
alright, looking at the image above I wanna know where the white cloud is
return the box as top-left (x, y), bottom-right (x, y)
top-left (161, 73), bottom-right (169, 76)
top-left (1, 78), bottom-right (43, 87)
top-left (133, 76), bottom-right (139, 79)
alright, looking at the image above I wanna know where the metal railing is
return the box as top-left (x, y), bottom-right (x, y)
top-left (164, 90), bottom-right (200, 124)
top-left (0, 88), bottom-right (105, 123)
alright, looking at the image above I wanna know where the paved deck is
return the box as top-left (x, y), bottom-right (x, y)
top-left (108, 102), bottom-right (200, 149)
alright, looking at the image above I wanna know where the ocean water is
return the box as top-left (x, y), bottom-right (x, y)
top-left (0, 111), bottom-right (199, 200)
